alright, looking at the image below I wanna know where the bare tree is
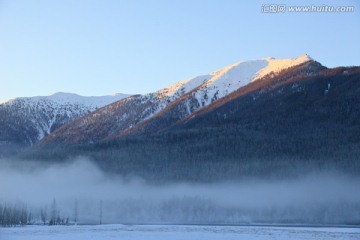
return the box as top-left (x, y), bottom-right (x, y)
top-left (99, 200), bottom-right (103, 225)
top-left (40, 205), bottom-right (47, 225)
top-left (73, 200), bottom-right (78, 225)
top-left (50, 198), bottom-right (57, 225)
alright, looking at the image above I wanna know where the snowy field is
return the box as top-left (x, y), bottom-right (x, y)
top-left (1, 224), bottom-right (360, 240)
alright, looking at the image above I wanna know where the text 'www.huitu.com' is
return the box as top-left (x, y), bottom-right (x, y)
top-left (261, 4), bottom-right (355, 13)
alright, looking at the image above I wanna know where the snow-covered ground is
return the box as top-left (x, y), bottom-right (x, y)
top-left (1, 224), bottom-right (359, 240)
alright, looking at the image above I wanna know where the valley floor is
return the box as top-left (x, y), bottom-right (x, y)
top-left (1, 224), bottom-right (360, 240)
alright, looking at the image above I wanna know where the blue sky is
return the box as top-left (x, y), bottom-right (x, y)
top-left (0, 0), bottom-right (359, 102)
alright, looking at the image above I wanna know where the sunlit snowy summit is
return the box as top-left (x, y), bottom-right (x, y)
top-left (38, 54), bottom-right (317, 145)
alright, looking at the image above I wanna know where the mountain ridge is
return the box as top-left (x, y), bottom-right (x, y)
top-left (0, 92), bottom-right (130, 152)
top-left (118, 59), bottom-right (325, 136)
top-left (38, 55), bottom-right (315, 146)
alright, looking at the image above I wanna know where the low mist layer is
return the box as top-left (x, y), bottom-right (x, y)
top-left (1, 158), bottom-right (359, 225)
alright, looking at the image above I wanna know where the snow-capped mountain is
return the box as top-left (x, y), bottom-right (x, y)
top-left (39, 54), bottom-right (316, 145)
top-left (9, 54), bottom-right (360, 182)
top-left (0, 92), bottom-right (129, 147)
top-left (32, 62), bottom-right (360, 183)
top-left (121, 55), bottom-right (323, 135)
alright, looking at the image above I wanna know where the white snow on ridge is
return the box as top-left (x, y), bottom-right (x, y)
top-left (192, 54), bottom-right (313, 107)
top-left (194, 60), bottom-right (268, 106)
top-left (135, 75), bottom-right (213, 121)
top-left (253, 54), bottom-right (312, 81)
top-left (157, 75), bottom-right (212, 99)
top-left (5, 92), bottom-right (131, 108)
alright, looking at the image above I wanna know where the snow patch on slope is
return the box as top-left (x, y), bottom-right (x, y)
top-left (157, 75), bottom-right (212, 99)
top-left (138, 75), bottom-right (213, 121)
top-left (21, 92), bottom-right (130, 108)
top-left (194, 60), bottom-right (268, 106)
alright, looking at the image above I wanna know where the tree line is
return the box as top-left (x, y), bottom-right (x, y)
top-left (0, 199), bottom-right (70, 227)
top-left (0, 204), bottom-right (29, 227)
top-left (0, 198), bottom-right (105, 227)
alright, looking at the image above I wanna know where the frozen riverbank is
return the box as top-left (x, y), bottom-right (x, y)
top-left (1, 224), bottom-right (360, 240)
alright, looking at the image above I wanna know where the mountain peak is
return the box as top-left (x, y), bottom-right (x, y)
top-left (47, 92), bottom-right (83, 102)
top-left (50, 92), bottom-right (80, 97)
top-left (261, 54), bottom-right (312, 62)
top-left (295, 53), bottom-right (313, 62)
top-left (253, 54), bottom-right (313, 81)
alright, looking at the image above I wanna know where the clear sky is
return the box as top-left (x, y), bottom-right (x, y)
top-left (0, 0), bottom-right (359, 103)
